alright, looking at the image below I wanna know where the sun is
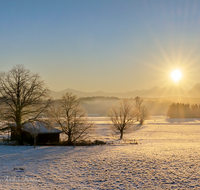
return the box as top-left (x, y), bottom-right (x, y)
top-left (171, 70), bottom-right (182, 82)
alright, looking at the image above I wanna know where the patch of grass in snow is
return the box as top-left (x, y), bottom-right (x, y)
top-left (107, 139), bottom-right (139, 145)
top-left (36, 139), bottom-right (107, 146)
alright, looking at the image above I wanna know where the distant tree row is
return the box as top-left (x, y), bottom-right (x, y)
top-left (167, 103), bottom-right (200, 118)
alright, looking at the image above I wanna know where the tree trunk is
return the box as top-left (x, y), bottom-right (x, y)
top-left (15, 112), bottom-right (23, 144)
top-left (34, 137), bottom-right (36, 148)
top-left (67, 132), bottom-right (72, 145)
top-left (14, 128), bottom-right (23, 145)
top-left (120, 130), bottom-right (123, 139)
top-left (73, 139), bottom-right (76, 148)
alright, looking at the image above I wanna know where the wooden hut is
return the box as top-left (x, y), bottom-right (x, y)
top-left (10, 122), bottom-right (62, 145)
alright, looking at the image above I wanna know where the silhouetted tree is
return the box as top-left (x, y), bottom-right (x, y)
top-left (108, 98), bottom-right (136, 139)
top-left (134, 96), bottom-right (149, 125)
top-left (139, 105), bottom-right (149, 125)
top-left (0, 65), bottom-right (51, 144)
top-left (50, 92), bottom-right (94, 145)
top-left (134, 96), bottom-right (143, 121)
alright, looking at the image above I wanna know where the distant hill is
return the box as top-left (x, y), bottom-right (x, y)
top-left (50, 83), bottom-right (200, 99)
top-left (50, 88), bottom-right (90, 99)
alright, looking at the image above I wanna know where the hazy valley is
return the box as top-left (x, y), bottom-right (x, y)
top-left (50, 83), bottom-right (200, 99)
top-left (50, 83), bottom-right (200, 117)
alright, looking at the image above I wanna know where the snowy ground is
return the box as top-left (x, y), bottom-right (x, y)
top-left (1, 116), bottom-right (200, 189)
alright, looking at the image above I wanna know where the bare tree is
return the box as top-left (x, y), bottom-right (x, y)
top-left (134, 96), bottom-right (149, 125)
top-left (139, 106), bottom-right (149, 125)
top-left (0, 65), bottom-right (51, 143)
top-left (50, 92), bottom-right (94, 145)
top-left (108, 98), bottom-right (136, 139)
top-left (134, 96), bottom-right (143, 121)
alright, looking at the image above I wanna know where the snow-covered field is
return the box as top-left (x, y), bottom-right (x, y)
top-left (1, 116), bottom-right (200, 189)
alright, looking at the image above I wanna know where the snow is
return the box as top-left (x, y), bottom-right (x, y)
top-left (1, 116), bottom-right (200, 189)
top-left (23, 122), bottom-right (62, 134)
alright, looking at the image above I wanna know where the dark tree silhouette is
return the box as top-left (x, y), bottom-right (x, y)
top-left (139, 105), bottom-right (149, 125)
top-left (108, 98), bottom-right (136, 139)
top-left (0, 65), bottom-right (51, 143)
top-left (134, 96), bottom-right (149, 125)
top-left (134, 96), bottom-right (143, 121)
top-left (50, 92), bottom-right (94, 145)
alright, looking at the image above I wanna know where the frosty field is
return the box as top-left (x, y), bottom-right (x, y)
top-left (1, 116), bottom-right (200, 189)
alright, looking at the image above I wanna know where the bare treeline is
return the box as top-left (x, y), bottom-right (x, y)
top-left (0, 65), bottom-right (149, 144)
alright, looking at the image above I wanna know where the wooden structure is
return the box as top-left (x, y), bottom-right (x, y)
top-left (10, 122), bottom-right (62, 145)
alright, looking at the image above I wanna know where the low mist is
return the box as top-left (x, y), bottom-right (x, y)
top-left (80, 96), bottom-right (200, 117)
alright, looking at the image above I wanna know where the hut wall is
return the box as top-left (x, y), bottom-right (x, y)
top-left (37, 133), bottom-right (60, 143)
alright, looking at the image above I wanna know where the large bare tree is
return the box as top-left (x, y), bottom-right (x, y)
top-left (0, 65), bottom-right (51, 143)
top-left (108, 98), bottom-right (136, 139)
top-left (50, 92), bottom-right (94, 145)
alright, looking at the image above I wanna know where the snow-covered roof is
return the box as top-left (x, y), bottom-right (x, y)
top-left (6, 122), bottom-right (62, 134)
top-left (23, 122), bottom-right (62, 134)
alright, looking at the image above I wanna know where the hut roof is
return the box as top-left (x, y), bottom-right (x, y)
top-left (23, 122), bottom-right (62, 134)
top-left (1, 122), bottom-right (62, 134)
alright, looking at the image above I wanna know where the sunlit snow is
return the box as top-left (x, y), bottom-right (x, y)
top-left (1, 116), bottom-right (200, 189)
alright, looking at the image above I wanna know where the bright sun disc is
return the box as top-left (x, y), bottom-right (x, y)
top-left (171, 70), bottom-right (182, 81)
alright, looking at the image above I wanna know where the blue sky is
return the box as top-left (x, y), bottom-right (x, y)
top-left (1, 0), bottom-right (200, 92)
